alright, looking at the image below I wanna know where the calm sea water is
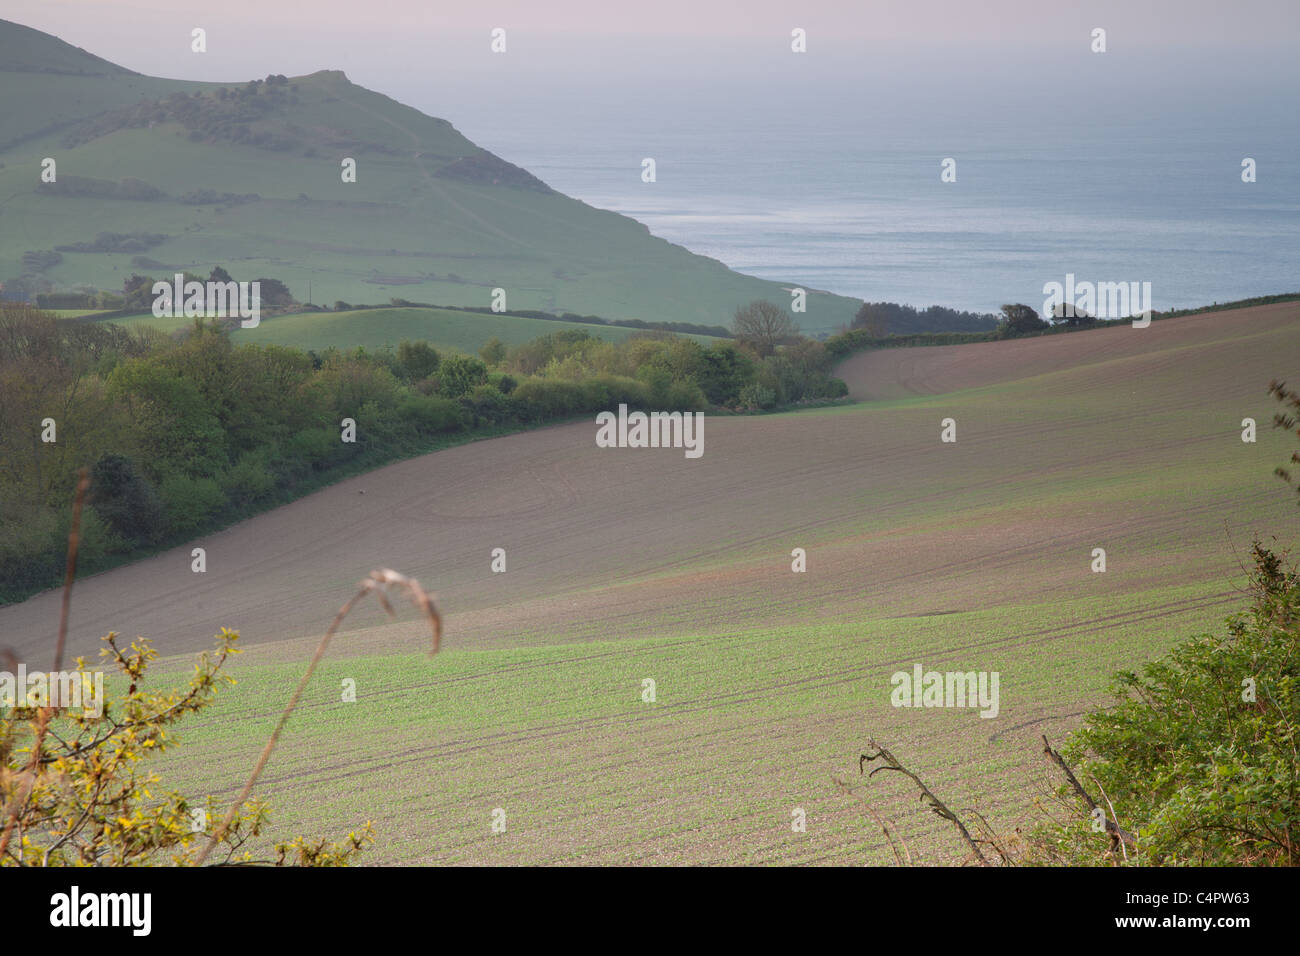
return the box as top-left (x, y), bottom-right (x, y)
top-left (441, 75), bottom-right (1299, 316)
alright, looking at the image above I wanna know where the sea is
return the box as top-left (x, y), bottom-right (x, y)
top-left (412, 52), bottom-right (1299, 317)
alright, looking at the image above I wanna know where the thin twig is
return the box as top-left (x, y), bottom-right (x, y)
top-left (1041, 734), bottom-right (1137, 851)
top-left (860, 739), bottom-right (991, 866)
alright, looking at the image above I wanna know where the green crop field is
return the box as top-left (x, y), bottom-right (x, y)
top-left (10, 302), bottom-right (1293, 864)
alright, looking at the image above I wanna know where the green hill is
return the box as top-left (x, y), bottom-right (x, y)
top-left (0, 18), bottom-right (861, 333)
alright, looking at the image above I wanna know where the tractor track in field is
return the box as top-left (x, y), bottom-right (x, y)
top-left (193, 589), bottom-right (1236, 799)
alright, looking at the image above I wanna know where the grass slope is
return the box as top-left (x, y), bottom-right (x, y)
top-left (113, 306), bottom-right (720, 354)
top-left (0, 19), bottom-right (860, 331)
top-left (5, 301), bottom-right (1297, 863)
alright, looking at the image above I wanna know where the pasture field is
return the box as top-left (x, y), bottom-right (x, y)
top-left (0, 25), bottom-right (861, 331)
top-left (5, 302), bottom-right (1298, 863)
top-left (108, 306), bottom-right (710, 354)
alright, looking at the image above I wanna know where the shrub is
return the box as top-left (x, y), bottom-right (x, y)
top-left (737, 383), bottom-right (777, 410)
top-left (1, 627), bottom-right (373, 866)
top-left (510, 379), bottom-right (586, 420)
top-left (1040, 541), bottom-right (1300, 865)
top-left (435, 355), bottom-right (488, 398)
top-left (282, 426), bottom-right (337, 472)
top-left (90, 453), bottom-right (166, 546)
top-left (665, 380), bottom-right (708, 412)
top-left (220, 450), bottom-right (276, 508)
top-left (396, 340), bottom-right (440, 380)
top-left (579, 374), bottom-right (650, 412)
top-left (478, 337), bottom-right (507, 367)
top-left (159, 473), bottom-right (225, 535)
top-left (397, 394), bottom-right (464, 435)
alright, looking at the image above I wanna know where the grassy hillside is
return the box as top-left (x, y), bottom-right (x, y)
top-left (112, 305), bottom-right (721, 354)
top-left (5, 301), bottom-right (1296, 863)
top-left (0, 18), bottom-right (861, 332)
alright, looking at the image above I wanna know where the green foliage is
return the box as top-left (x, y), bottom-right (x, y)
top-left (0, 628), bottom-right (373, 866)
top-left (1033, 541), bottom-right (1300, 865)
top-left (697, 342), bottom-right (756, 406)
top-left (738, 383), bottom-right (777, 410)
top-left (108, 359), bottom-right (228, 480)
top-left (853, 301), bottom-right (998, 336)
top-left (510, 378), bottom-right (588, 420)
top-left (396, 394), bottom-right (464, 436)
top-left (1, 308), bottom-right (846, 604)
top-left (478, 336), bottom-right (507, 367)
top-left (436, 354), bottom-right (489, 398)
top-left (90, 453), bottom-right (165, 546)
top-left (665, 379), bottom-right (708, 411)
top-left (996, 303), bottom-right (1050, 338)
top-left (159, 474), bottom-right (225, 535)
top-left (396, 340), bottom-right (440, 381)
top-left (220, 449), bottom-right (277, 508)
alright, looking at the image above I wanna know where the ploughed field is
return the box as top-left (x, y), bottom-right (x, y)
top-left (3, 303), bottom-right (1297, 863)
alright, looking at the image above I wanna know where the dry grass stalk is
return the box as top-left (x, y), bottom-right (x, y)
top-left (196, 569), bottom-right (441, 865)
top-left (0, 468), bottom-right (89, 859)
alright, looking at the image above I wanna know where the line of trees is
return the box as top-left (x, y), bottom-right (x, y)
top-left (0, 302), bottom-right (847, 603)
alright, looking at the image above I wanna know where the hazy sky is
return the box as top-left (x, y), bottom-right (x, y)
top-left (8, 0), bottom-right (1299, 82)
top-left (7, 0), bottom-right (1296, 142)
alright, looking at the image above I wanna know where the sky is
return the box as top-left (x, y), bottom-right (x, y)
top-left (7, 0), bottom-right (1299, 86)
top-left (6, 0), bottom-right (1296, 147)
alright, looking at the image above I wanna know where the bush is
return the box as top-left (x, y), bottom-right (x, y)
top-left (282, 427), bottom-right (338, 472)
top-left (1, 627), bottom-right (373, 866)
top-left (478, 337), bottom-right (507, 367)
top-left (90, 453), bottom-right (166, 546)
top-left (665, 380), bottom-right (708, 412)
top-left (396, 340), bottom-right (439, 380)
top-left (220, 450), bottom-right (276, 508)
top-left (579, 374), bottom-right (650, 412)
top-left (696, 342), bottom-right (756, 406)
top-left (510, 379), bottom-right (587, 420)
top-left (397, 394), bottom-right (464, 435)
top-left (737, 383), bottom-right (777, 410)
top-left (159, 473), bottom-right (225, 535)
top-left (459, 384), bottom-right (513, 426)
top-left (1039, 541), bottom-right (1300, 865)
top-left (435, 355), bottom-right (488, 398)
top-left (0, 508), bottom-right (65, 600)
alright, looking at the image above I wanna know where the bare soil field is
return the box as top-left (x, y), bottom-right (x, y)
top-left (3, 302), bottom-right (1297, 863)
top-left (835, 303), bottom-right (1300, 401)
top-left (5, 303), bottom-right (1296, 665)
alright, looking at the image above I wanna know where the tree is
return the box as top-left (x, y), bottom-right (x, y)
top-left (732, 300), bottom-right (798, 358)
top-left (396, 340), bottom-right (440, 381)
top-left (251, 277), bottom-right (293, 307)
top-left (1050, 301), bottom-right (1095, 326)
top-left (853, 302), bottom-right (889, 338)
top-left (997, 303), bottom-right (1049, 338)
top-left (479, 337), bottom-right (506, 367)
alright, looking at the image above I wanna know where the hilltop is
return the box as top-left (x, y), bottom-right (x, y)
top-left (0, 18), bottom-right (861, 331)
